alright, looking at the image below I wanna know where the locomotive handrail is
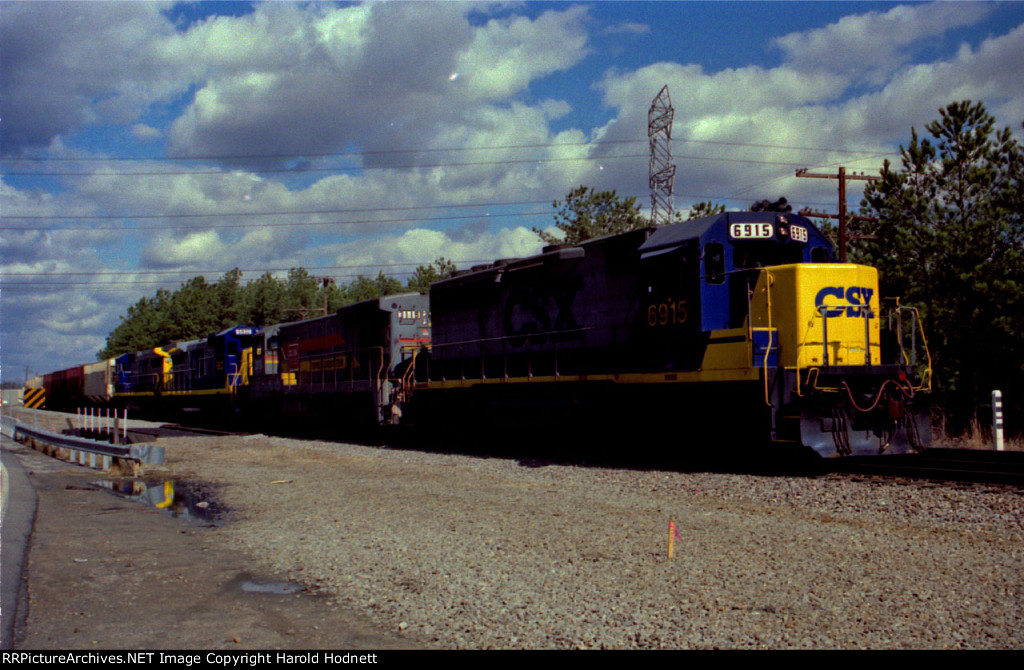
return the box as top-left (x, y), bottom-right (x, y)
top-left (400, 349), bottom-right (419, 404)
top-left (373, 345), bottom-right (387, 399)
top-left (762, 270), bottom-right (775, 407)
top-left (118, 371), bottom-right (162, 394)
top-left (887, 305), bottom-right (933, 393)
top-left (290, 343), bottom-right (384, 392)
top-left (863, 307), bottom-right (872, 366)
top-left (426, 326), bottom-right (592, 351)
top-left (815, 306), bottom-right (874, 368)
top-left (819, 306), bottom-right (831, 367)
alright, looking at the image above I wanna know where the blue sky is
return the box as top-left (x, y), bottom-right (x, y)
top-left (3, 1), bottom-right (1024, 380)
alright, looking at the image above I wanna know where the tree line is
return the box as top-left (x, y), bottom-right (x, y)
top-left (98, 259), bottom-right (454, 360)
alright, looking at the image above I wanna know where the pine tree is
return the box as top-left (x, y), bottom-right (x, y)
top-left (534, 186), bottom-right (648, 246)
top-left (854, 101), bottom-right (1024, 434)
top-left (407, 257), bottom-right (456, 292)
top-left (241, 272), bottom-right (287, 327)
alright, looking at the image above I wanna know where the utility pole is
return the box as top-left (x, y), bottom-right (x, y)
top-left (795, 167), bottom-right (880, 262)
top-left (321, 276), bottom-right (335, 316)
top-left (285, 276), bottom-right (336, 320)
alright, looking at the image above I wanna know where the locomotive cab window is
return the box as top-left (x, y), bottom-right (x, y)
top-left (704, 242), bottom-right (725, 284)
top-left (810, 246), bottom-right (833, 263)
top-left (643, 243), bottom-right (697, 292)
top-left (733, 241), bottom-right (804, 269)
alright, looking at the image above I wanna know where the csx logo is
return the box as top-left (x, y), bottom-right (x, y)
top-left (814, 286), bottom-right (875, 318)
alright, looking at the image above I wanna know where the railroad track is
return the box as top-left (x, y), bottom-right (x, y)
top-left (126, 423), bottom-right (252, 440)
top-left (827, 447), bottom-right (1024, 487)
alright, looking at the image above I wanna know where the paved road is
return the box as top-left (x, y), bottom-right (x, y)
top-left (1, 433), bottom-right (37, 650)
top-left (0, 429), bottom-right (420, 650)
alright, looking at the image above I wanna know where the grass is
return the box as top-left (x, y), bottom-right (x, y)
top-left (934, 416), bottom-right (1024, 451)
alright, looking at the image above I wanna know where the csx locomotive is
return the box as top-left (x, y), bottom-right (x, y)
top-left (27, 211), bottom-right (931, 458)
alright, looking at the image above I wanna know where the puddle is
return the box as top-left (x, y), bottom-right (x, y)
top-left (240, 580), bottom-right (306, 595)
top-left (91, 478), bottom-right (226, 525)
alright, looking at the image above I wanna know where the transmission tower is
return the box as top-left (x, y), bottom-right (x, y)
top-left (648, 85), bottom-right (676, 227)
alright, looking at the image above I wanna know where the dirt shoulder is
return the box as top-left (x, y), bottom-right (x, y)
top-left (2, 436), bottom-right (421, 650)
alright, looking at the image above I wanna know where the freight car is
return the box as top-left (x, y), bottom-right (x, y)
top-left (409, 211), bottom-right (930, 457)
top-left (22, 375), bottom-right (45, 409)
top-left (22, 360), bottom-right (116, 411)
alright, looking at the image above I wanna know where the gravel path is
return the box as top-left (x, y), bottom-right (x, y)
top-left (139, 432), bottom-right (1024, 650)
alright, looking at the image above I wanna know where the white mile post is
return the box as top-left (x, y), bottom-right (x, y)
top-left (992, 390), bottom-right (1004, 452)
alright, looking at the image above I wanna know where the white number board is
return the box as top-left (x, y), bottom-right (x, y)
top-left (729, 222), bottom-right (774, 239)
top-left (791, 225), bottom-right (809, 242)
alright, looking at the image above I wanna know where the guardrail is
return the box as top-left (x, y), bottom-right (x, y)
top-left (9, 421), bottom-right (164, 474)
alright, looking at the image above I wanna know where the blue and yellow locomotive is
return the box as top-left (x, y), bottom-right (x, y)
top-left (411, 210), bottom-right (930, 457)
top-left (113, 325), bottom-right (262, 417)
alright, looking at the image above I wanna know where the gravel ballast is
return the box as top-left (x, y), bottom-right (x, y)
top-left (135, 433), bottom-right (1022, 649)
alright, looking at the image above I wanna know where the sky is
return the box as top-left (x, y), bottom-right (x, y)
top-left (3, 0), bottom-right (1024, 381)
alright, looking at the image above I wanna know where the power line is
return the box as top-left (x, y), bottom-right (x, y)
top-left (2, 195), bottom-right (845, 232)
top-left (4, 153), bottom-right (650, 177)
top-left (0, 209), bottom-right (554, 232)
top-left (0, 269), bottom-right (458, 289)
top-left (2, 140), bottom-right (639, 162)
top-left (1, 261), bottom-right (490, 279)
top-left (1, 137), bottom-right (895, 164)
top-left (1, 189), bottom-right (846, 229)
top-left (3, 152), bottom-right (877, 178)
top-left (0, 198), bottom-right (557, 221)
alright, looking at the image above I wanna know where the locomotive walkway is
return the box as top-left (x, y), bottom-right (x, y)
top-left (0, 430), bottom-right (419, 650)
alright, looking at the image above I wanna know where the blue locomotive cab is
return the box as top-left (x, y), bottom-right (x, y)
top-left (639, 211), bottom-right (835, 333)
top-left (639, 211), bottom-right (929, 456)
top-left (210, 326), bottom-right (260, 388)
top-left (114, 352), bottom-right (137, 393)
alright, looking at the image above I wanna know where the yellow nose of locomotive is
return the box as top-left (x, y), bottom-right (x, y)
top-left (750, 264), bottom-right (882, 368)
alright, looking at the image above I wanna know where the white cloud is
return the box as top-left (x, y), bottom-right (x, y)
top-left (329, 226), bottom-right (545, 276)
top-left (0, 2), bottom-right (183, 152)
top-left (143, 230), bottom-right (225, 267)
top-left (161, 2), bottom-right (592, 165)
top-left (772, 1), bottom-right (995, 84)
top-left (130, 123), bottom-right (162, 141)
top-left (590, 10), bottom-right (1024, 207)
top-left (454, 5), bottom-right (591, 100)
